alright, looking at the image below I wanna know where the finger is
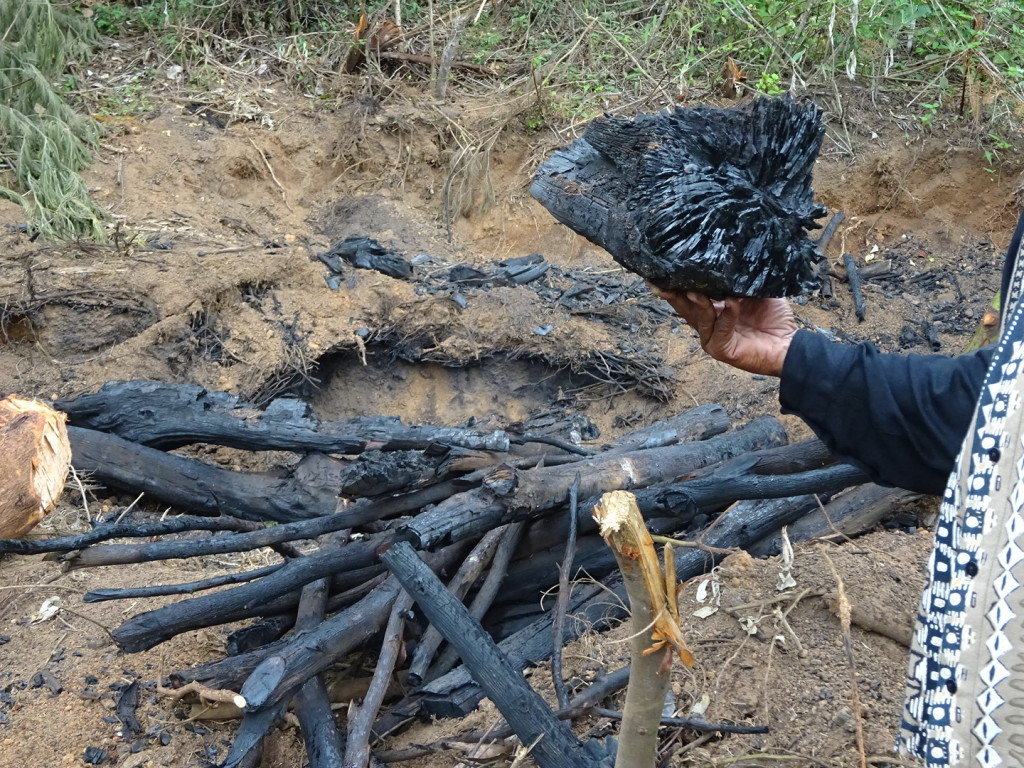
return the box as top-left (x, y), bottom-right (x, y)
top-left (709, 298), bottom-right (742, 354)
top-left (657, 289), bottom-right (702, 324)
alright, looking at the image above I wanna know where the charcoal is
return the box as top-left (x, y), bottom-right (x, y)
top-left (318, 236), bottom-right (412, 280)
top-left (531, 97), bottom-right (828, 298)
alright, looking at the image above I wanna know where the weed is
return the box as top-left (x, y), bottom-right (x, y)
top-left (919, 102), bottom-right (941, 127)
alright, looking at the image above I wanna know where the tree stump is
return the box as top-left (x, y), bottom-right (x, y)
top-left (0, 396), bottom-right (72, 538)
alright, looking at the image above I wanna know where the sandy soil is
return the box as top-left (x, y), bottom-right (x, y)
top-left (1, 48), bottom-right (1023, 768)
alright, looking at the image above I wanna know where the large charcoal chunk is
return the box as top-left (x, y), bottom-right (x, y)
top-left (531, 97), bottom-right (828, 298)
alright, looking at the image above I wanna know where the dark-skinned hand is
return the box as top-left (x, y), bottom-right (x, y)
top-left (651, 287), bottom-right (798, 377)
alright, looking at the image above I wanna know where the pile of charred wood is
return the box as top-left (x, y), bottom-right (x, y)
top-left (0, 380), bottom-right (920, 767)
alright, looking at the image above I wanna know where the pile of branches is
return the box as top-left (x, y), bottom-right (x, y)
top-left (1, 380), bottom-right (920, 767)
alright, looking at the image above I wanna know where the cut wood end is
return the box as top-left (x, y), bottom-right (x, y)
top-left (0, 396), bottom-right (72, 539)
top-left (592, 490), bottom-right (638, 536)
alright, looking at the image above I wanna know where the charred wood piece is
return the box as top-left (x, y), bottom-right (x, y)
top-left (425, 520), bottom-right (524, 683)
top-left (60, 475), bottom-right (465, 570)
top-left (68, 426), bottom-right (341, 522)
top-left (750, 483), bottom-right (923, 556)
top-left (84, 563), bottom-right (285, 603)
top-left (399, 414), bottom-right (788, 550)
top-left (599, 404), bottom-right (729, 452)
top-left (345, 593), bottom-right (414, 768)
top-left (111, 538), bottom-right (384, 652)
top-left (813, 210), bottom-right (846, 256)
top-left (381, 541), bottom-right (612, 768)
top-left (843, 252), bottom-right (866, 321)
top-left (407, 526), bottom-right (505, 686)
top-left (532, 97), bottom-right (827, 298)
top-left (0, 514), bottom-right (264, 555)
top-left (318, 236), bottom-right (412, 280)
top-left (292, 572), bottom-right (345, 768)
top-left (55, 380), bottom-right (509, 453)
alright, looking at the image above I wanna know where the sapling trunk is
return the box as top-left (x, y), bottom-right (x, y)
top-left (593, 490), bottom-right (693, 768)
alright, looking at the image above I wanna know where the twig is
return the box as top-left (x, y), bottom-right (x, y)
top-left (408, 526), bottom-right (504, 686)
top-left (345, 592), bottom-right (414, 768)
top-left (552, 472), bottom-right (581, 711)
top-left (84, 563), bottom-right (284, 602)
top-left (426, 521), bottom-right (524, 681)
top-left (247, 137), bottom-right (292, 212)
top-left (380, 541), bottom-right (610, 768)
top-left (821, 548), bottom-right (868, 768)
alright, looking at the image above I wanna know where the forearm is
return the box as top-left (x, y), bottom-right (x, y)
top-left (779, 330), bottom-right (993, 494)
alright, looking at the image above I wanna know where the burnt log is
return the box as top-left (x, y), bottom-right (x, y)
top-left (381, 541), bottom-right (612, 768)
top-left (112, 537), bottom-right (384, 652)
top-left (68, 426), bottom-right (339, 522)
top-left (598, 403), bottom-right (729, 452)
top-left (750, 483), bottom-right (923, 556)
top-left (420, 493), bottom-right (823, 718)
top-left (60, 476), bottom-right (464, 569)
top-left (55, 380), bottom-right (509, 453)
top-left (531, 98), bottom-right (827, 298)
top-left (399, 414), bottom-right (788, 550)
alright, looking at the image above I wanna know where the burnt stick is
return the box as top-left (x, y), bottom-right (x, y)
top-left (425, 521), bottom-right (525, 683)
top-left (843, 252), bottom-right (867, 321)
top-left (84, 563), bottom-right (285, 602)
top-left (406, 526), bottom-right (505, 686)
top-left (293, 572), bottom-right (346, 768)
top-left (112, 538), bottom-right (384, 652)
top-left (0, 514), bottom-right (265, 555)
top-left (344, 593), bottom-right (414, 768)
top-left (380, 541), bottom-right (612, 768)
top-left (62, 478), bottom-right (464, 569)
top-left (399, 414), bottom-right (789, 550)
top-left (55, 380), bottom-right (510, 453)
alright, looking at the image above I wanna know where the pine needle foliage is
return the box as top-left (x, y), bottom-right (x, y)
top-left (0, 1), bottom-right (105, 240)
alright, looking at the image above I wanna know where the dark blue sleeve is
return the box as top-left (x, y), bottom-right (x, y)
top-left (779, 330), bottom-right (993, 495)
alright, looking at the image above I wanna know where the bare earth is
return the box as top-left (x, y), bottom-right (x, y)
top-left (1, 59), bottom-right (1021, 768)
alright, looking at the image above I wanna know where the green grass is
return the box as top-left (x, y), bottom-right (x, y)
top-left (0, 1), bottom-right (105, 240)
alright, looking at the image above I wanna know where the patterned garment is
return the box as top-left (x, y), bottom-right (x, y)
top-left (900, 216), bottom-right (1024, 766)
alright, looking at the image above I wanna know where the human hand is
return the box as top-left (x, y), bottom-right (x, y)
top-left (652, 287), bottom-right (797, 377)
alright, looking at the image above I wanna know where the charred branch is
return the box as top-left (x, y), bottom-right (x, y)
top-left (55, 381), bottom-right (510, 453)
top-left (399, 414), bottom-right (788, 550)
top-left (381, 540), bottom-right (612, 768)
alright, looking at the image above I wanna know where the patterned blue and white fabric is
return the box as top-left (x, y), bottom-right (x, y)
top-left (900, 216), bottom-right (1024, 766)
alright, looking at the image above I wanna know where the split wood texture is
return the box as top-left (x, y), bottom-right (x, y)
top-left (0, 395), bottom-right (71, 538)
top-left (593, 491), bottom-right (691, 768)
top-left (0, 380), bottom-right (920, 767)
